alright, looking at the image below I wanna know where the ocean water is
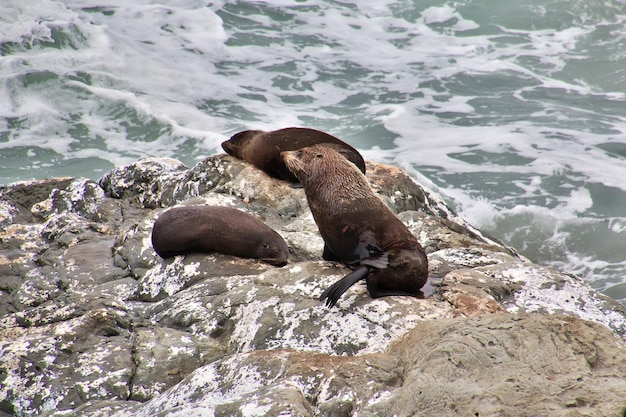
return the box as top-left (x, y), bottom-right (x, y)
top-left (1, 0), bottom-right (626, 304)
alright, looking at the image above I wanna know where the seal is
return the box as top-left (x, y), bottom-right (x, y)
top-left (221, 127), bottom-right (366, 183)
top-left (151, 206), bottom-right (289, 267)
top-left (281, 144), bottom-right (428, 307)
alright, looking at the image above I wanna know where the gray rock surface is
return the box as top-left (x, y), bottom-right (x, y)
top-left (1, 154), bottom-right (625, 416)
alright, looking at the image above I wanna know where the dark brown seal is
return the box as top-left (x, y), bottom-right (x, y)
top-left (221, 127), bottom-right (366, 183)
top-left (151, 206), bottom-right (289, 266)
top-left (281, 145), bottom-right (428, 307)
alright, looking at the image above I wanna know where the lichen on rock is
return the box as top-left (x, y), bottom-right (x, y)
top-left (0, 154), bottom-right (625, 416)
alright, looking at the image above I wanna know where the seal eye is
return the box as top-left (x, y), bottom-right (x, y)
top-left (316, 154), bottom-right (323, 159)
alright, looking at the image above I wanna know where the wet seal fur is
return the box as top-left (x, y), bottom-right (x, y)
top-left (221, 127), bottom-right (366, 183)
top-left (282, 145), bottom-right (428, 307)
top-left (151, 206), bottom-right (289, 266)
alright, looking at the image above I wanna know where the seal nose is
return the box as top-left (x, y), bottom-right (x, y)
top-left (221, 141), bottom-right (233, 153)
top-left (266, 257), bottom-right (288, 267)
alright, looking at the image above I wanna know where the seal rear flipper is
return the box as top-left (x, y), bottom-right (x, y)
top-left (319, 265), bottom-right (371, 308)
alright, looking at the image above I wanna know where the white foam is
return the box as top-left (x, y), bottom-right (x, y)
top-left (421, 5), bottom-right (480, 31)
top-left (1, 0), bottom-right (626, 302)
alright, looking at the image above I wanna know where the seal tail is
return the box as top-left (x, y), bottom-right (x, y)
top-left (319, 265), bottom-right (371, 308)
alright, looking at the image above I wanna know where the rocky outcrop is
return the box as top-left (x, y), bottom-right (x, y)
top-left (1, 154), bottom-right (625, 416)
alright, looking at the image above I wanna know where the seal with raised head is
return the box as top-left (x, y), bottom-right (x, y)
top-left (281, 144), bottom-right (428, 307)
top-left (221, 127), bottom-right (366, 183)
top-left (151, 206), bottom-right (289, 267)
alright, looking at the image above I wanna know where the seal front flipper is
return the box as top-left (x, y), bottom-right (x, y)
top-left (320, 265), bottom-right (371, 308)
top-left (359, 251), bottom-right (388, 269)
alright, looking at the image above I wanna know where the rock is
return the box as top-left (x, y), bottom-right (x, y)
top-left (1, 154), bottom-right (625, 416)
top-left (112, 313), bottom-right (626, 417)
top-left (1, 295), bottom-right (135, 416)
top-left (391, 313), bottom-right (626, 417)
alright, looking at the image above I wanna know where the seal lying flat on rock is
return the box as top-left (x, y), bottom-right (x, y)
top-left (221, 127), bottom-right (366, 183)
top-left (282, 145), bottom-right (428, 307)
top-left (151, 206), bottom-right (289, 266)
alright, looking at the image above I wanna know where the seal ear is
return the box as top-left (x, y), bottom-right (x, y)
top-left (315, 153), bottom-right (324, 159)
